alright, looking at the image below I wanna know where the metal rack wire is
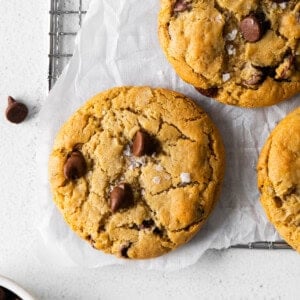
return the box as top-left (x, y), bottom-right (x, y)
top-left (48, 0), bottom-right (291, 251)
top-left (49, 0), bottom-right (89, 90)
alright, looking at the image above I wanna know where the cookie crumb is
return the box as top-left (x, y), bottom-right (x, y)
top-left (222, 73), bottom-right (231, 82)
top-left (180, 172), bottom-right (191, 183)
top-left (152, 176), bottom-right (161, 184)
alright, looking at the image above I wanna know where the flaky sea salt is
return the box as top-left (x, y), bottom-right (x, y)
top-left (279, 2), bottom-right (287, 9)
top-left (225, 29), bottom-right (238, 41)
top-left (152, 176), bottom-right (161, 184)
top-left (180, 172), bottom-right (191, 184)
top-left (215, 14), bottom-right (222, 23)
top-left (155, 164), bottom-right (163, 172)
top-left (136, 156), bottom-right (146, 166)
top-left (226, 44), bottom-right (236, 56)
top-left (164, 174), bottom-right (171, 180)
top-left (123, 144), bottom-right (131, 156)
top-left (222, 73), bottom-right (231, 82)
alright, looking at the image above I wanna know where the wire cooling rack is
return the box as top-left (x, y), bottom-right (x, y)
top-left (49, 0), bottom-right (89, 90)
top-left (48, 0), bottom-right (291, 251)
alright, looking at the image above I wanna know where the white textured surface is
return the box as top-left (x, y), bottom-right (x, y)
top-left (0, 1), bottom-right (299, 299)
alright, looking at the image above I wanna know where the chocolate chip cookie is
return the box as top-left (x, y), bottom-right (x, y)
top-left (49, 86), bottom-right (225, 259)
top-left (257, 107), bottom-right (300, 252)
top-left (159, 0), bottom-right (300, 107)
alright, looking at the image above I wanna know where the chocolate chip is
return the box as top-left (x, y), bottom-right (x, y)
top-left (64, 151), bottom-right (87, 180)
top-left (276, 55), bottom-right (295, 80)
top-left (140, 219), bottom-right (155, 229)
top-left (295, 56), bottom-right (300, 70)
top-left (174, 0), bottom-right (189, 13)
top-left (242, 68), bottom-right (263, 86)
top-left (120, 243), bottom-right (131, 258)
top-left (273, 197), bottom-right (283, 208)
top-left (195, 87), bottom-right (218, 98)
top-left (132, 130), bottom-right (155, 157)
top-left (153, 227), bottom-right (163, 236)
top-left (5, 96), bottom-right (28, 124)
top-left (272, 0), bottom-right (288, 2)
top-left (0, 287), bottom-right (20, 300)
top-left (240, 15), bottom-right (263, 42)
top-left (244, 75), bottom-right (262, 86)
top-left (0, 287), bottom-right (7, 300)
top-left (110, 183), bottom-right (133, 213)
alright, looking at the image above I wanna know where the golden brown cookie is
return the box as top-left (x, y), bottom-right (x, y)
top-left (49, 86), bottom-right (225, 259)
top-left (158, 0), bottom-right (300, 107)
top-left (257, 107), bottom-right (300, 252)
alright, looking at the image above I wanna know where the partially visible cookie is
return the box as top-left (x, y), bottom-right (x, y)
top-left (49, 86), bottom-right (225, 259)
top-left (158, 0), bottom-right (300, 107)
top-left (257, 107), bottom-right (300, 252)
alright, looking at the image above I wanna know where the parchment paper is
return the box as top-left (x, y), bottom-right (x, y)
top-left (37, 0), bottom-right (299, 271)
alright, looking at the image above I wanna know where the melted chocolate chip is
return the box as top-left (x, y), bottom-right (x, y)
top-left (174, 0), bottom-right (190, 13)
top-left (120, 244), bottom-right (131, 258)
top-left (276, 55), bottom-right (295, 80)
top-left (110, 183), bottom-right (133, 213)
top-left (140, 219), bottom-right (155, 230)
top-left (273, 197), bottom-right (283, 208)
top-left (64, 151), bottom-right (87, 180)
top-left (240, 15), bottom-right (264, 42)
top-left (153, 227), bottom-right (163, 236)
top-left (132, 130), bottom-right (156, 157)
top-left (195, 87), bottom-right (218, 98)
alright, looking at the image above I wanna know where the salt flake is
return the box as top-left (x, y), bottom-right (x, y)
top-left (222, 73), bottom-right (231, 82)
top-left (225, 29), bottom-right (238, 41)
top-left (180, 173), bottom-right (191, 184)
top-left (279, 2), bottom-right (287, 9)
top-left (152, 176), bottom-right (161, 184)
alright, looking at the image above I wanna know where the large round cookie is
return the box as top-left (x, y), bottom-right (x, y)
top-left (257, 107), bottom-right (300, 252)
top-left (158, 0), bottom-right (300, 107)
top-left (49, 86), bottom-right (225, 259)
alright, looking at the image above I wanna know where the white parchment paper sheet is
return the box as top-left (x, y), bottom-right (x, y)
top-left (37, 0), bottom-right (299, 271)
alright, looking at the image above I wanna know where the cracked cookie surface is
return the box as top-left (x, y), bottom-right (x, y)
top-left (49, 86), bottom-right (225, 259)
top-left (257, 107), bottom-right (300, 252)
top-left (158, 0), bottom-right (300, 107)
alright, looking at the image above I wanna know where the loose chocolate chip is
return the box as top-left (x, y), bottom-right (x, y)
top-left (64, 151), bottom-right (87, 180)
top-left (195, 87), bottom-right (218, 98)
top-left (5, 96), bottom-right (28, 124)
top-left (0, 287), bottom-right (20, 300)
top-left (132, 130), bottom-right (155, 157)
top-left (120, 244), bottom-right (130, 258)
top-left (174, 0), bottom-right (189, 13)
top-left (240, 15), bottom-right (263, 42)
top-left (110, 183), bottom-right (133, 213)
top-left (0, 287), bottom-right (6, 300)
top-left (272, 0), bottom-right (288, 2)
top-left (140, 219), bottom-right (155, 229)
